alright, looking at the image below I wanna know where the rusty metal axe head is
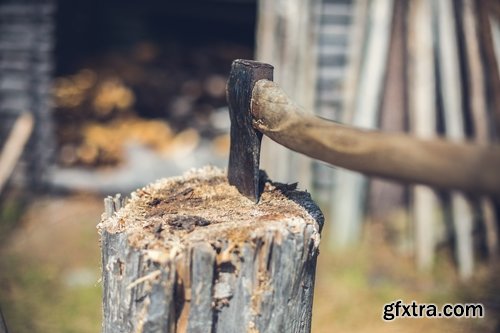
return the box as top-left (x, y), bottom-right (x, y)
top-left (226, 59), bottom-right (273, 202)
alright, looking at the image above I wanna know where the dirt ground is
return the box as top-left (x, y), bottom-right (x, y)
top-left (0, 193), bottom-right (499, 332)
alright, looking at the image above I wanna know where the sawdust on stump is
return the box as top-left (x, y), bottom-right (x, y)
top-left (98, 166), bottom-right (321, 253)
top-left (98, 166), bottom-right (323, 333)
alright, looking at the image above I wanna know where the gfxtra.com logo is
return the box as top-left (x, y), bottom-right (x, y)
top-left (383, 300), bottom-right (484, 321)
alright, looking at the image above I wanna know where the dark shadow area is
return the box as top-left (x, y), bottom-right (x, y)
top-left (55, 0), bottom-right (256, 75)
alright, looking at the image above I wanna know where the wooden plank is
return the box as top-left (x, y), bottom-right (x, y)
top-left (313, 0), bottom-right (354, 201)
top-left (408, 0), bottom-right (440, 270)
top-left (436, 0), bottom-right (475, 279)
top-left (369, 0), bottom-right (407, 225)
top-left (341, 0), bottom-right (369, 125)
top-left (256, 0), bottom-right (320, 188)
top-left (463, 0), bottom-right (498, 259)
top-left (330, 0), bottom-right (394, 249)
top-left (99, 167), bottom-right (323, 333)
top-left (0, 113), bottom-right (33, 194)
top-left (0, 1), bottom-right (55, 190)
top-left (476, 0), bottom-right (500, 137)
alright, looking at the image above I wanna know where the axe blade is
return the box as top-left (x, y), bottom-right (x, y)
top-left (227, 59), bottom-right (273, 202)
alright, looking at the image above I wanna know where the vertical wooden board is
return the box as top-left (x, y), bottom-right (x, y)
top-left (341, 0), bottom-right (369, 125)
top-left (481, 199), bottom-right (498, 258)
top-left (0, 2), bottom-right (55, 190)
top-left (369, 0), bottom-right (407, 224)
top-left (0, 113), bottom-right (34, 194)
top-left (436, 0), bottom-right (464, 141)
top-left (256, 0), bottom-right (320, 187)
top-left (435, 0), bottom-right (474, 279)
top-left (463, 0), bottom-right (489, 144)
top-left (325, 0), bottom-right (366, 245)
top-left (412, 186), bottom-right (437, 269)
top-left (450, 193), bottom-right (474, 278)
top-left (330, 0), bottom-right (394, 249)
top-left (312, 0), bottom-right (357, 202)
top-left (331, 170), bottom-right (367, 249)
top-left (491, 15), bottom-right (500, 80)
top-left (476, 0), bottom-right (500, 137)
top-left (256, 0), bottom-right (291, 184)
top-left (407, 0), bottom-right (440, 270)
top-left (462, 0), bottom-right (498, 258)
top-left (352, 0), bottom-right (395, 129)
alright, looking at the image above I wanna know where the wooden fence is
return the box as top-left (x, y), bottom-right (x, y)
top-left (257, 0), bottom-right (500, 280)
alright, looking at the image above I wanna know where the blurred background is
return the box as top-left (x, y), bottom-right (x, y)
top-left (0, 0), bottom-right (499, 332)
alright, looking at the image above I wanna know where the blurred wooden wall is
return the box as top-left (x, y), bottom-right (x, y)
top-left (255, 0), bottom-right (500, 280)
top-left (0, 0), bottom-right (56, 191)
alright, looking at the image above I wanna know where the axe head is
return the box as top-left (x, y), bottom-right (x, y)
top-left (227, 59), bottom-right (273, 202)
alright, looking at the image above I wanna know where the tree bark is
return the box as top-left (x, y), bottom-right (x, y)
top-left (98, 167), bottom-right (323, 333)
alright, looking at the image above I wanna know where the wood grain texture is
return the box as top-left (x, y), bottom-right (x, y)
top-left (477, 0), bottom-right (500, 137)
top-left (251, 80), bottom-right (500, 197)
top-left (255, 0), bottom-right (319, 187)
top-left (436, 0), bottom-right (474, 279)
top-left (0, 2), bottom-right (56, 190)
top-left (407, 0), bottom-right (440, 271)
top-left (329, 0), bottom-right (394, 249)
top-left (227, 59), bottom-right (273, 202)
top-left (0, 113), bottom-right (33, 194)
top-left (462, 0), bottom-right (498, 259)
top-left (368, 0), bottom-right (407, 222)
top-left (99, 167), bottom-right (323, 333)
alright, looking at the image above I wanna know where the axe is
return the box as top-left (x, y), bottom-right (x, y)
top-left (227, 59), bottom-right (500, 202)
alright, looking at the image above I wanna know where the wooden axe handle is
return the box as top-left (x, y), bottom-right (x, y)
top-left (251, 80), bottom-right (500, 196)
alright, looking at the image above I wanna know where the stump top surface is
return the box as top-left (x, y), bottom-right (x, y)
top-left (98, 166), bottom-right (322, 252)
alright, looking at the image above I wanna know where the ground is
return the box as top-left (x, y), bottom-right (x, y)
top-left (0, 193), bottom-right (498, 332)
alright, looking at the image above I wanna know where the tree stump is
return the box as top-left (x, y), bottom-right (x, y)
top-left (98, 167), bottom-right (323, 333)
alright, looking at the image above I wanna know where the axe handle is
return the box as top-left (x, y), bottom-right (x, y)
top-left (251, 80), bottom-right (500, 196)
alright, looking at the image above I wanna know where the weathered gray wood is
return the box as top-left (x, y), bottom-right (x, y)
top-left (463, 0), bottom-right (499, 259)
top-left (436, 0), bottom-right (475, 280)
top-left (0, 1), bottom-right (55, 190)
top-left (330, 0), bottom-right (394, 249)
top-left (0, 113), bottom-right (33, 195)
top-left (408, 0), bottom-right (441, 271)
top-left (476, 0), bottom-right (500, 136)
top-left (186, 244), bottom-right (215, 332)
top-left (369, 0), bottom-right (407, 225)
top-left (99, 167), bottom-right (323, 333)
top-left (256, 0), bottom-right (320, 188)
